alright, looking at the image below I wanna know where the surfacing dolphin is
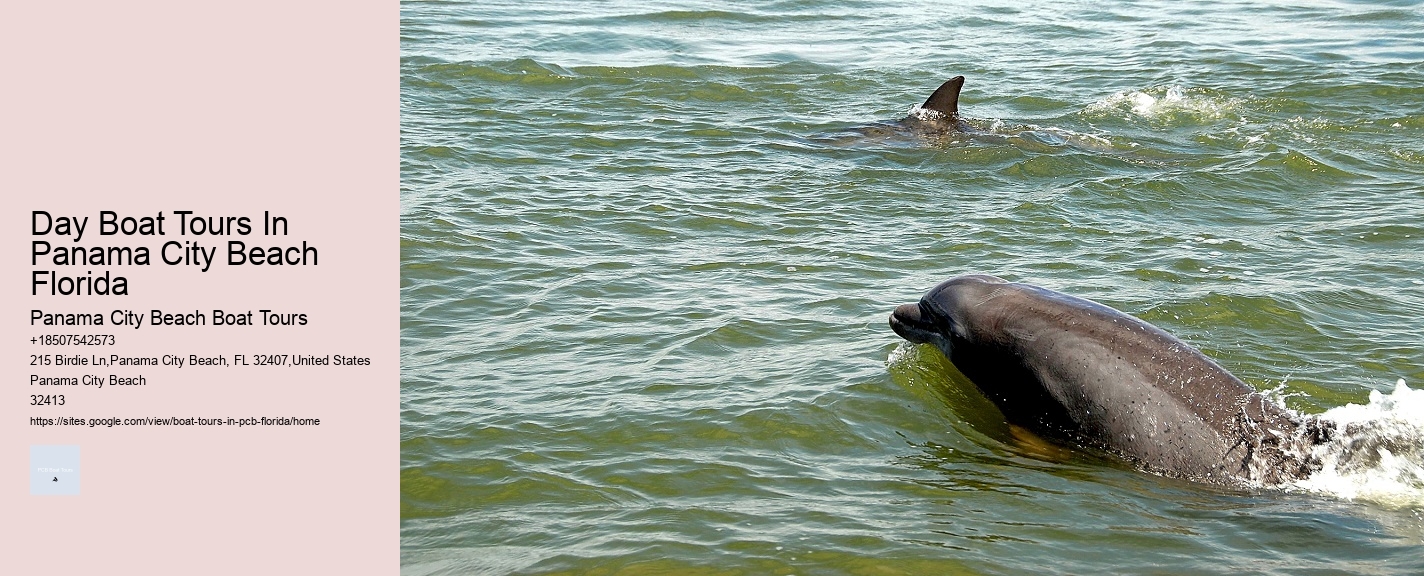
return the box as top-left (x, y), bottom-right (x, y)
top-left (889, 274), bottom-right (1331, 487)
top-left (843, 76), bottom-right (1141, 157)
top-left (900, 75), bottom-right (969, 133)
top-left (845, 76), bottom-right (972, 142)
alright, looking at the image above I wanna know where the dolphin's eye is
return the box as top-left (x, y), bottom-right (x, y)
top-left (920, 301), bottom-right (950, 326)
top-left (920, 300), bottom-right (966, 339)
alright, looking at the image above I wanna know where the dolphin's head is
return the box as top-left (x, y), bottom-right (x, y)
top-left (889, 274), bottom-right (1009, 357)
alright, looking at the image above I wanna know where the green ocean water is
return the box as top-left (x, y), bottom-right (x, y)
top-left (401, 1), bottom-right (1424, 573)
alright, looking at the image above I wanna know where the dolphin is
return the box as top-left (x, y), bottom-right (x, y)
top-left (901, 75), bottom-right (968, 132)
top-left (844, 76), bottom-right (1147, 158)
top-left (889, 274), bottom-right (1330, 486)
top-left (844, 76), bottom-right (971, 142)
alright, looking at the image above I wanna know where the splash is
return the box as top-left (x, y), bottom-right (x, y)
top-left (1130, 86), bottom-right (1185, 116)
top-left (1293, 379), bottom-right (1424, 508)
top-left (885, 340), bottom-right (918, 367)
top-left (1085, 85), bottom-right (1240, 123)
top-left (904, 104), bottom-right (950, 122)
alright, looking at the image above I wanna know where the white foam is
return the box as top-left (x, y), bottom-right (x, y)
top-left (1130, 92), bottom-right (1158, 116)
top-left (1292, 379), bottom-right (1424, 508)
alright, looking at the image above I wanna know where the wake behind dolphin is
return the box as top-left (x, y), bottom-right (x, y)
top-left (889, 274), bottom-right (1334, 487)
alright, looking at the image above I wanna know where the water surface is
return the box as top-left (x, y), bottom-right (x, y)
top-left (401, 1), bottom-right (1424, 573)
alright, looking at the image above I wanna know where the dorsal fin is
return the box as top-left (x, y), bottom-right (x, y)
top-left (921, 76), bottom-right (965, 117)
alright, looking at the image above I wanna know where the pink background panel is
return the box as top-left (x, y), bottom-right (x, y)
top-left (2, 2), bottom-right (396, 573)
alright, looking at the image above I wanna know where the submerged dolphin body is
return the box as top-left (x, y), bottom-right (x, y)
top-left (889, 274), bottom-right (1330, 486)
